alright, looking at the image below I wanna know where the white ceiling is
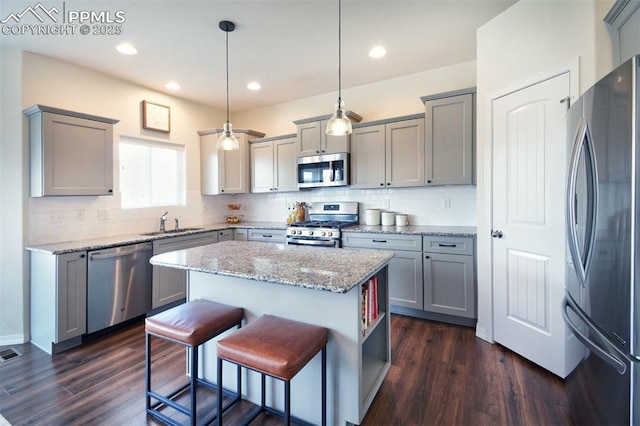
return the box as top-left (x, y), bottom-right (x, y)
top-left (0, 0), bottom-right (517, 112)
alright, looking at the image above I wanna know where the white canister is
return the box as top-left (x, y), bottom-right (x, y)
top-left (381, 211), bottom-right (395, 226)
top-left (396, 214), bottom-right (409, 227)
top-left (365, 209), bottom-right (381, 226)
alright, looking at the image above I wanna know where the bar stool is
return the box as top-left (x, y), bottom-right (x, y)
top-left (145, 299), bottom-right (243, 426)
top-left (216, 315), bottom-right (328, 425)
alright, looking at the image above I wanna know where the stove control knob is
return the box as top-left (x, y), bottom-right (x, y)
top-left (321, 231), bottom-right (326, 236)
top-left (328, 231), bottom-right (333, 237)
top-left (297, 230), bottom-right (302, 235)
top-left (309, 231), bottom-right (314, 236)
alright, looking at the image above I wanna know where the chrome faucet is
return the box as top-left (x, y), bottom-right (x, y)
top-left (174, 218), bottom-right (180, 231)
top-left (160, 211), bottom-right (168, 232)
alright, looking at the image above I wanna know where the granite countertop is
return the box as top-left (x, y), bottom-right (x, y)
top-left (25, 221), bottom-right (476, 255)
top-left (343, 225), bottom-right (477, 237)
top-left (150, 240), bottom-right (394, 294)
top-left (25, 221), bottom-right (287, 255)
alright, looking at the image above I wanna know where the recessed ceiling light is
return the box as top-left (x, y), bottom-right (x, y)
top-left (165, 81), bottom-right (180, 90)
top-left (116, 43), bottom-right (138, 55)
top-left (247, 81), bottom-right (261, 91)
top-left (369, 46), bottom-right (387, 59)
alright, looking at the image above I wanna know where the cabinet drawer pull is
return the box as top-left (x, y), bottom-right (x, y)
top-left (438, 243), bottom-right (457, 248)
top-left (262, 234), bottom-right (273, 238)
top-left (372, 239), bottom-right (387, 243)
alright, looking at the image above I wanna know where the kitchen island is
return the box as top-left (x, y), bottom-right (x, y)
top-left (150, 240), bottom-right (394, 425)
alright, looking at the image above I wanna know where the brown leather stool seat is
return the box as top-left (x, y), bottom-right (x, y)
top-left (216, 315), bottom-right (328, 425)
top-left (145, 299), bottom-right (243, 426)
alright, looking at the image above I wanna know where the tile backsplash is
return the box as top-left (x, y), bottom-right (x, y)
top-left (29, 186), bottom-right (476, 245)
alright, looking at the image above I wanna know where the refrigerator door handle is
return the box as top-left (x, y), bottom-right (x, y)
top-left (565, 116), bottom-right (599, 286)
top-left (562, 295), bottom-right (627, 375)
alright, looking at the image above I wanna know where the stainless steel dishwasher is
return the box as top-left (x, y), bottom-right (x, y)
top-left (87, 242), bottom-right (152, 333)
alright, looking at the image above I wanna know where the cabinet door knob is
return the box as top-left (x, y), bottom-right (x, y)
top-left (80, 254), bottom-right (86, 258)
top-left (425, 255), bottom-right (430, 259)
top-left (491, 230), bottom-right (503, 238)
top-left (427, 180), bottom-right (432, 184)
top-left (387, 182), bottom-right (391, 186)
top-left (380, 183), bottom-right (384, 186)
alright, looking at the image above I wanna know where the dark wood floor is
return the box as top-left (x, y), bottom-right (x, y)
top-left (0, 314), bottom-right (573, 425)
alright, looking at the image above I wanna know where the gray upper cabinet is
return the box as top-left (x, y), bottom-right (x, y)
top-left (351, 115), bottom-right (425, 189)
top-left (605, 0), bottom-right (640, 66)
top-left (422, 89), bottom-right (475, 186)
top-left (250, 134), bottom-right (298, 193)
top-left (199, 128), bottom-right (265, 195)
top-left (24, 105), bottom-right (118, 197)
top-left (294, 112), bottom-right (362, 156)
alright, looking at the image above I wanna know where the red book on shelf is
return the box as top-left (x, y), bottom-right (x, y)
top-left (372, 276), bottom-right (378, 320)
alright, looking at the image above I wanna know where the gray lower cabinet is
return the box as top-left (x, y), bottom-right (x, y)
top-left (30, 250), bottom-right (88, 354)
top-left (421, 90), bottom-right (474, 186)
top-left (342, 232), bottom-right (477, 325)
top-left (152, 231), bottom-right (218, 309)
top-left (247, 228), bottom-right (287, 243)
top-left (218, 229), bottom-right (234, 242)
top-left (423, 236), bottom-right (476, 319)
top-left (341, 232), bottom-right (423, 309)
top-left (234, 228), bottom-right (248, 241)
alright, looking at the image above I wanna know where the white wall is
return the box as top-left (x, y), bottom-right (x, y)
top-left (0, 50), bottom-right (27, 345)
top-left (475, 0), bottom-right (616, 341)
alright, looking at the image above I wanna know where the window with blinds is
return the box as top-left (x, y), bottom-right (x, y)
top-left (119, 137), bottom-right (186, 209)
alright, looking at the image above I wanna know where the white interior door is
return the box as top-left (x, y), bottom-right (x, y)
top-left (492, 72), bottom-right (571, 377)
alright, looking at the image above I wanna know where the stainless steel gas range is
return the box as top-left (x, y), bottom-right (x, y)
top-left (286, 201), bottom-right (358, 248)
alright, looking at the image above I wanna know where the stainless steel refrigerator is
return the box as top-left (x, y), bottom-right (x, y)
top-left (562, 54), bottom-right (639, 425)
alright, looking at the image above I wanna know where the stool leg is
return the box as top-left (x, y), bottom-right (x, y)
top-left (261, 373), bottom-right (266, 410)
top-left (217, 357), bottom-right (223, 426)
top-left (145, 333), bottom-right (152, 410)
top-left (191, 345), bottom-right (198, 426)
top-left (322, 346), bottom-right (327, 426)
top-left (284, 380), bottom-right (291, 425)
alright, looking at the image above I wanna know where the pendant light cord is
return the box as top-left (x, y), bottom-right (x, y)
top-left (225, 29), bottom-right (230, 124)
top-left (338, 0), bottom-right (342, 104)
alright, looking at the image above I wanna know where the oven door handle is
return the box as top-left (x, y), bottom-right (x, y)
top-left (286, 238), bottom-right (337, 247)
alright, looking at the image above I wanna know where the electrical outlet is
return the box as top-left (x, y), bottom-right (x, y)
top-left (98, 209), bottom-right (110, 220)
top-left (76, 209), bottom-right (86, 222)
top-left (441, 198), bottom-right (451, 209)
top-left (49, 211), bottom-right (63, 224)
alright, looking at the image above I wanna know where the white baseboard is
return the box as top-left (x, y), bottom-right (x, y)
top-left (0, 334), bottom-right (28, 346)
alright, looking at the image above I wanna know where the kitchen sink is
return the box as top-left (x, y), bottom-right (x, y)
top-left (141, 227), bottom-right (204, 236)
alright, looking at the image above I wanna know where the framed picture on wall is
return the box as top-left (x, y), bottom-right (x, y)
top-left (142, 100), bottom-right (170, 133)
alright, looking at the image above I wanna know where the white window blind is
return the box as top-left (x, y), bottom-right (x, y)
top-left (119, 137), bottom-right (186, 209)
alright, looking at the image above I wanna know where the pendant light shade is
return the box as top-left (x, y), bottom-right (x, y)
top-left (326, 0), bottom-right (352, 136)
top-left (217, 20), bottom-right (239, 151)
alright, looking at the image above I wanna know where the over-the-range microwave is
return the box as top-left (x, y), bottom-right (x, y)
top-left (296, 152), bottom-right (349, 189)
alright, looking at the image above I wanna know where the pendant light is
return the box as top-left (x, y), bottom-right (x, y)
top-left (217, 20), bottom-right (239, 150)
top-left (325, 0), bottom-right (352, 136)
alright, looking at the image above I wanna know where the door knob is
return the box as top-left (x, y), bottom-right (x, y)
top-left (491, 230), bottom-right (503, 238)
